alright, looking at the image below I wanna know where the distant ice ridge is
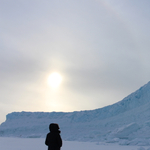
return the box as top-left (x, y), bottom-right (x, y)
top-left (1, 81), bottom-right (150, 146)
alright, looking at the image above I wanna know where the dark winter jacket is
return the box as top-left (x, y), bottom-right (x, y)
top-left (45, 123), bottom-right (62, 150)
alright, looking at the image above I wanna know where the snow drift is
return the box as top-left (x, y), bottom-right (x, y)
top-left (1, 81), bottom-right (150, 145)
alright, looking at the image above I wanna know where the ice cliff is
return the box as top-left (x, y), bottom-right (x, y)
top-left (1, 81), bottom-right (150, 145)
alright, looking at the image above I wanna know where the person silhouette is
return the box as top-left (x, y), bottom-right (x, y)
top-left (45, 123), bottom-right (62, 150)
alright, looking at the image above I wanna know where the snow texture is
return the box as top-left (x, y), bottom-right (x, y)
top-left (1, 81), bottom-right (150, 146)
top-left (0, 137), bottom-right (148, 150)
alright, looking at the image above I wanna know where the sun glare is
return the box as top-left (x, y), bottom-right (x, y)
top-left (47, 72), bottom-right (62, 88)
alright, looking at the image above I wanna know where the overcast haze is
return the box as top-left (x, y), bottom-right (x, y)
top-left (1, 0), bottom-right (150, 123)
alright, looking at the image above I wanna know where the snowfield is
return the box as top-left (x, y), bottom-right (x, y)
top-left (0, 137), bottom-right (149, 150)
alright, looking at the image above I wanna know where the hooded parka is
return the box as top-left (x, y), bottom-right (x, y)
top-left (45, 123), bottom-right (62, 150)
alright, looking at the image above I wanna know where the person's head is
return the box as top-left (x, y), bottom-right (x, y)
top-left (49, 123), bottom-right (60, 132)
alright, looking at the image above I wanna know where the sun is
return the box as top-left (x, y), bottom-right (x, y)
top-left (47, 72), bottom-right (62, 88)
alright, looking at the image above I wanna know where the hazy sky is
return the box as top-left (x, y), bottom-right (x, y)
top-left (1, 0), bottom-right (150, 123)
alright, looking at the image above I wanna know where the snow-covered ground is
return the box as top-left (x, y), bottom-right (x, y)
top-left (0, 137), bottom-right (149, 150)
